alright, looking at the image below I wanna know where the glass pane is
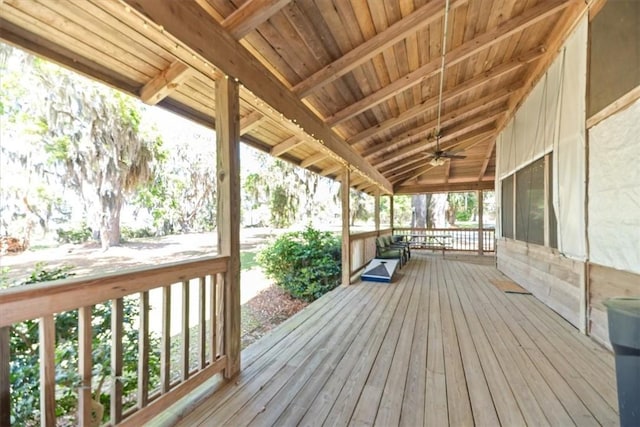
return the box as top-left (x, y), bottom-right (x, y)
top-left (516, 158), bottom-right (545, 245)
top-left (501, 175), bottom-right (514, 239)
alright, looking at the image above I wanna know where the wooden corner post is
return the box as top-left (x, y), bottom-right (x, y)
top-left (477, 190), bottom-right (484, 255)
top-left (341, 168), bottom-right (351, 286)
top-left (216, 77), bottom-right (241, 378)
top-left (374, 192), bottom-right (380, 232)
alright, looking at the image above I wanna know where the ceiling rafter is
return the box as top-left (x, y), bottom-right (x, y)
top-left (140, 60), bottom-right (193, 105)
top-left (125, 0), bottom-right (393, 193)
top-left (222, 0), bottom-right (292, 39)
top-left (388, 132), bottom-right (493, 182)
top-left (239, 111), bottom-right (264, 135)
top-left (395, 180), bottom-right (495, 195)
top-left (270, 135), bottom-right (302, 157)
top-left (300, 152), bottom-right (327, 168)
top-left (361, 90), bottom-right (510, 158)
top-left (319, 164), bottom-right (344, 177)
top-left (325, 0), bottom-right (569, 127)
top-left (371, 110), bottom-right (502, 167)
top-left (392, 135), bottom-right (493, 185)
top-left (478, 140), bottom-right (496, 180)
top-left (346, 46), bottom-right (543, 146)
top-left (292, 0), bottom-right (465, 98)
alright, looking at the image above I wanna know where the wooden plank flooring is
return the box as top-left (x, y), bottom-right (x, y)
top-left (175, 253), bottom-right (618, 426)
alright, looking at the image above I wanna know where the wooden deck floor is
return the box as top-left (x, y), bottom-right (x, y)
top-left (175, 253), bottom-right (618, 426)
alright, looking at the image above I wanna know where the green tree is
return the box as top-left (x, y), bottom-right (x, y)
top-left (1, 44), bottom-right (163, 249)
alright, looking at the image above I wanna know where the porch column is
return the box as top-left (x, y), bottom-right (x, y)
top-left (216, 77), bottom-right (241, 378)
top-left (374, 192), bottom-right (380, 232)
top-left (477, 190), bottom-right (484, 255)
top-left (389, 195), bottom-right (395, 230)
top-left (341, 168), bottom-right (351, 286)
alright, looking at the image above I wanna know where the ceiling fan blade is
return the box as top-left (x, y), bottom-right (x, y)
top-left (440, 151), bottom-right (467, 159)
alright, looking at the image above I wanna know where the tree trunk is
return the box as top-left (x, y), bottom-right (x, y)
top-left (99, 193), bottom-right (122, 250)
top-left (432, 194), bottom-right (448, 228)
top-left (411, 195), bottom-right (426, 228)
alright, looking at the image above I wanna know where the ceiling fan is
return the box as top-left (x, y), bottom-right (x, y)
top-left (423, 0), bottom-right (466, 168)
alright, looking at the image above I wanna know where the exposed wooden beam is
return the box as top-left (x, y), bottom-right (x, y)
top-left (320, 163), bottom-right (344, 177)
top-left (395, 180), bottom-right (495, 195)
top-left (140, 60), bottom-right (193, 105)
top-left (125, 0), bottom-right (393, 194)
top-left (326, 0), bottom-right (568, 126)
top-left (270, 135), bottom-right (302, 157)
top-left (300, 152), bottom-right (327, 168)
top-left (444, 160), bottom-right (452, 183)
top-left (497, 1), bottom-right (587, 136)
top-left (292, 0), bottom-right (459, 98)
top-left (222, 0), bottom-right (292, 39)
top-left (588, 0), bottom-right (608, 20)
top-left (372, 114), bottom-right (499, 168)
top-left (346, 46), bottom-right (543, 145)
top-left (478, 140), bottom-right (496, 180)
top-left (393, 135), bottom-right (494, 185)
top-left (380, 156), bottom-right (426, 175)
top-left (361, 91), bottom-right (510, 158)
top-left (239, 111), bottom-right (264, 135)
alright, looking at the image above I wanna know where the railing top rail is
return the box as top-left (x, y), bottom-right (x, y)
top-left (350, 228), bottom-right (392, 239)
top-left (0, 255), bottom-right (229, 327)
top-left (393, 227), bottom-right (495, 232)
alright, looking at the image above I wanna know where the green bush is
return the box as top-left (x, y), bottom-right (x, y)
top-left (7, 263), bottom-right (161, 424)
top-left (121, 225), bottom-right (154, 240)
top-left (56, 223), bottom-right (92, 244)
top-left (257, 226), bottom-right (341, 302)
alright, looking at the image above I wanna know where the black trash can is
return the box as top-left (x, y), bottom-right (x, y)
top-left (604, 297), bottom-right (640, 427)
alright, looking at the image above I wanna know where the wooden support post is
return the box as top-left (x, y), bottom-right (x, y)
top-left (341, 168), bottom-right (351, 286)
top-left (477, 190), bottom-right (484, 255)
top-left (0, 326), bottom-right (10, 427)
top-left (39, 315), bottom-right (56, 427)
top-left (216, 77), bottom-right (241, 378)
top-left (389, 195), bottom-right (395, 231)
top-left (374, 193), bottom-right (380, 232)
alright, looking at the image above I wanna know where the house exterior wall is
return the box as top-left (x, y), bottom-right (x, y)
top-left (496, 2), bottom-right (640, 344)
top-left (495, 17), bottom-right (588, 329)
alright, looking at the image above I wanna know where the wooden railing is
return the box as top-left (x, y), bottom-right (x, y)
top-left (349, 229), bottom-right (392, 277)
top-left (393, 227), bottom-right (495, 253)
top-left (0, 256), bottom-right (229, 426)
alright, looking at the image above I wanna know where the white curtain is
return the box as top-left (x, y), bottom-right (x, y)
top-left (496, 17), bottom-right (588, 261)
top-left (589, 98), bottom-right (640, 274)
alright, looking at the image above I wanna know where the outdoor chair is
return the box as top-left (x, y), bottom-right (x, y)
top-left (376, 237), bottom-right (406, 266)
top-left (380, 235), bottom-right (410, 262)
top-left (387, 235), bottom-right (411, 260)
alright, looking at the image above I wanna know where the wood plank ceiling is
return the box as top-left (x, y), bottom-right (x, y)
top-left (0, 0), bottom-right (590, 194)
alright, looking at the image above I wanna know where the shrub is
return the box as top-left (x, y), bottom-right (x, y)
top-left (257, 226), bottom-right (341, 302)
top-left (121, 225), bottom-right (154, 240)
top-left (56, 223), bottom-right (92, 244)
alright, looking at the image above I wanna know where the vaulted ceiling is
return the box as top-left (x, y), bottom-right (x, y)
top-left (0, 0), bottom-right (593, 194)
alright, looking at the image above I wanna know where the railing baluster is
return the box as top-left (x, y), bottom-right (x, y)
top-left (137, 291), bottom-right (150, 408)
top-left (198, 277), bottom-right (206, 370)
top-left (78, 306), bottom-right (92, 426)
top-left (217, 273), bottom-right (225, 357)
top-left (209, 275), bottom-right (217, 363)
top-left (161, 286), bottom-right (171, 393)
top-left (181, 280), bottom-right (190, 381)
top-left (1, 326), bottom-right (10, 427)
top-left (39, 315), bottom-right (56, 427)
top-left (111, 298), bottom-right (123, 423)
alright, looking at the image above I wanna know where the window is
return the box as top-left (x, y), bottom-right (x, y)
top-left (501, 175), bottom-right (514, 239)
top-left (548, 153), bottom-right (558, 248)
top-left (516, 158), bottom-right (545, 245)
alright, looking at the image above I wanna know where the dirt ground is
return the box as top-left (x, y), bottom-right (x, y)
top-left (0, 229), bottom-right (307, 347)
